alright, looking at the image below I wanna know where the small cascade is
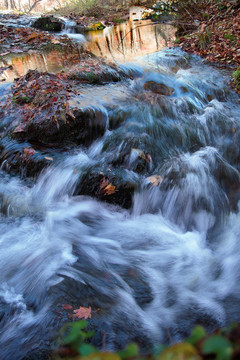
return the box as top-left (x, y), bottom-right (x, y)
top-left (61, 18), bottom-right (86, 50)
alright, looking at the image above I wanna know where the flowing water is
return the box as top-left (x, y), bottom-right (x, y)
top-left (0, 12), bottom-right (240, 360)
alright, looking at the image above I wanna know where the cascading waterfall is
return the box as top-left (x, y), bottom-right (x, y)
top-left (0, 21), bottom-right (240, 360)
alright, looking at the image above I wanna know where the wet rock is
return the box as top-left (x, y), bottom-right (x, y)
top-left (144, 81), bottom-right (174, 96)
top-left (0, 140), bottom-right (54, 177)
top-left (75, 168), bottom-right (139, 209)
top-left (126, 148), bottom-right (152, 174)
top-left (12, 105), bottom-right (108, 147)
top-left (68, 60), bottom-right (130, 84)
top-left (180, 86), bottom-right (189, 93)
top-left (75, 25), bottom-right (85, 34)
top-left (32, 16), bottom-right (64, 32)
top-left (1, 70), bottom-right (107, 147)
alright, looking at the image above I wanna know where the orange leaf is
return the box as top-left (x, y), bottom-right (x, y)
top-left (104, 183), bottom-right (116, 195)
top-left (100, 176), bottom-right (108, 192)
top-left (146, 175), bottom-right (163, 186)
top-left (27, 33), bottom-right (39, 42)
top-left (73, 306), bottom-right (91, 319)
top-left (23, 147), bottom-right (35, 158)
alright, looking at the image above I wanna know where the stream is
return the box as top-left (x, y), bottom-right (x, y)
top-left (0, 10), bottom-right (240, 360)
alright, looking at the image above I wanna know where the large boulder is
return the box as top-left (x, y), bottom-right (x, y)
top-left (12, 105), bottom-right (108, 147)
top-left (32, 16), bottom-right (64, 32)
top-left (67, 58), bottom-right (131, 84)
top-left (1, 70), bottom-right (107, 147)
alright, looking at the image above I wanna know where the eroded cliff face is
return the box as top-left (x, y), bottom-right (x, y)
top-left (0, 0), bottom-right (65, 12)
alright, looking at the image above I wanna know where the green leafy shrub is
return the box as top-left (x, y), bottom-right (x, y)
top-left (53, 321), bottom-right (240, 360)
top-left (233, 66), bottom-right (240, 93)
top-left (57, 320), bottom-right (95, 356)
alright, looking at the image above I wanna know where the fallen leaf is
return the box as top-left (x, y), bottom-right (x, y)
top-left (51, 39), bottom-right (61, 44)
top-left (62, 304), bottom-right (73, 310)
top-left (146, 175), bottom-right (163, 186)
top-left (100, 176), bottom-right (108, 192)
top-left (104, 183), bottom-right (116, 195)
top-left (26, 32), bottom-right (39, 42)
top-left (73, 306), bottom-right (91, 319)
top-left (23, 147), bottom-right (35, 158)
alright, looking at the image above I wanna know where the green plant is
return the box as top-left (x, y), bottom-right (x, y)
top-left (58, 320), bottom-right (95, 356)
top-left (84, 71), bottom-right (99, 83)
top-left (54, 321), bottom-right (240, 360)
top-left (197, 29), bottom-right (212, 50)
top-left (113, 17), bottom-right (125, 24)
top-left (202, 12), bottom-right (210, 19)
top-left (12, 94), bottom-right (32, 105)
top-left (86, 22), bottom-right (106, 31)
top-left (233, 66), bottom-right (240, 92)
top-left (223, 32), bottom-right (237, 43)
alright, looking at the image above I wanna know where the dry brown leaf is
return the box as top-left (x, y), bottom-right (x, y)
top-left (27, 32), bottom-right (40, 42)
top-left (23, 147), bottom-right (35, 158)
top-left (100, 176), bottom-right (108, 191)
top-left (146, 175), bottom-right (163, 186)
top-left (73, 306), bottom-right (91, 319)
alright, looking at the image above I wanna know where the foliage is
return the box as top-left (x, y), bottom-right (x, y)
top-left (174, 0), bottom-right (240, 64)
top-left (171, 0), bottom-right (239, 95)
top-left (197, 29), bottom-right (212, 50)
top-left (233, 66), bottom-right (240, 92)
top-left (1, 0), bottom-right (42, 13)
top-left (69, 0), bottom-right (99, 15)
top-left (112, 17), bottom-right (126, 24)
top-left (53, 321), bottom-right (240, 360)
top-left (58, 320), bottom-right (96, 356)
top-left (86, 22), bottom-right (106, 31)
top-left (0, 23), bottom-right (71, 56)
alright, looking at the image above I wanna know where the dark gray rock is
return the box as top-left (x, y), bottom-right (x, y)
top-left (32, 16), bottom-right (64, 32)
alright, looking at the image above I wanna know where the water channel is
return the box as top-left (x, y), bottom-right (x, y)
top-left (0, 9), bottom-right (240, 360)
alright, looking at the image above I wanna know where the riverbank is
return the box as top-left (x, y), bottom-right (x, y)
top-left (173, 0), bottom-right (240, 94)
top-left (53, 0), bottom-right (240, 95)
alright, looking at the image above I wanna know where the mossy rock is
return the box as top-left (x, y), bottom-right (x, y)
top-left (85, 22), bottom-right (106, 31)
top-left (32, 16), bottom-right (63, 32)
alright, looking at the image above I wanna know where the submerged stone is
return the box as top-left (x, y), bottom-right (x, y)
top-left (75, 168), bottom-right (138, 209)
top-left (144, 81), bottom-right (174, 96)
top-left (0, 140), bottom-right (54, 177)
top-left (67, 60), bottom-right (130, 84)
